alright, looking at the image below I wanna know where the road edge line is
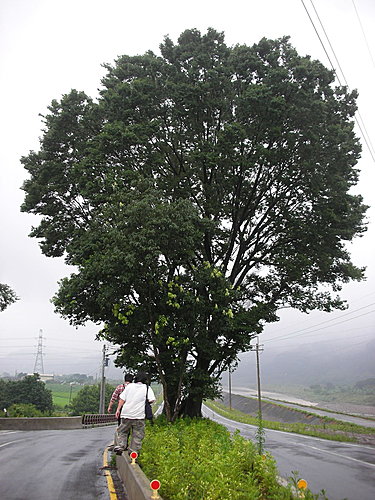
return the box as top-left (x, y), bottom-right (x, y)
top-left (103, 445), bottom-right (118, 500)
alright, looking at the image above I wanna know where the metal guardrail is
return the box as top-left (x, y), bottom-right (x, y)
top-left (82, 413), bottom-right (117, 427)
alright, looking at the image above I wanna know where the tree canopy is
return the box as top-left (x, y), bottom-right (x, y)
top-left (69, 383), bottom-right (115, 415)
top-left (21, 29), bottom-right (367, 418)
top-left (0, 374), bottom-right (53, 414)
top-left (0, 283), bottom-right (18, 312)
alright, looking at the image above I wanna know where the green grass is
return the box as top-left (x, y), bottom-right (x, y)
top-left (205, 400), bottom-right (375, 443)
top-left (47, 383), bottom-right (82, 408)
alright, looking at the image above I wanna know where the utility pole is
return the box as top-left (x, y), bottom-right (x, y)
top-left (251, 336), bottom-right (264, 454)
top-left (228, 364), bottom-right (232, 410)
top-left (255, 337), bottom-right (263, 421)
top-left (99, 345), bottom-right (107, 414)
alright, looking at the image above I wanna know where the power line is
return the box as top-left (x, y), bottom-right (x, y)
top-left (264, 301), bottom-right (375, 341)
top-left (290, 330), bottom-right (374, 348)
top-left (351, 0), bottom-right (375, 71)
top-left (308, 0), bottom-right (375, 160)
top-left (300, 0), bottom-right (375, 162)
top-left (259, 291), bottom-right (375, 338)
top-left (264, 308), bottom-right (375, 344)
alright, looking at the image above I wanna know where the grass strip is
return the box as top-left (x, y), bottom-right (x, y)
top-left (205, 400), bottom-right (375, 443)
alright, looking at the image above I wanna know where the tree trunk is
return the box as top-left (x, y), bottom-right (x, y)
top-left (179, 355), bottom-right (211, 418)
top-left (180, 393), bottom-right (203, 418)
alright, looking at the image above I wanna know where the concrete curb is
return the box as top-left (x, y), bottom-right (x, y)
top-left (112, 432), bottom-right (163, 500)
top-left (116, 452), bottom-right (163, 500)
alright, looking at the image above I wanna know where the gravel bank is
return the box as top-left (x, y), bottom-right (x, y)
top-left (317, 402), bottom-right (375, 417)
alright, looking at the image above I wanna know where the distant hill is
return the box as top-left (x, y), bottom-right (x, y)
top-left (230, 338), bottom-right (375, 388)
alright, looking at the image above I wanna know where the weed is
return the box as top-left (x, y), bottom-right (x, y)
top-left (139, 417), bottom-right (321, 499)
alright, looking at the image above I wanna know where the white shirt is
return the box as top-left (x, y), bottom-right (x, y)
top-left (119, 382), bottom-right (156, 419)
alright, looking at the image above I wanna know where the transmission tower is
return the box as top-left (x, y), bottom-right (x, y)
top-left (33, 329), bottom-right (45, 374)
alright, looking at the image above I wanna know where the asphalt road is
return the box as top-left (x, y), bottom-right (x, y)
top-left (0, 426), bottom-right (116, 500)
top-left (202, 404), bottom-right (375, 500)
top-left (2, 412), bottom-right (375, 500)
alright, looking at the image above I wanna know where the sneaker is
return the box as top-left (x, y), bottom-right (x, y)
top-left (113, 446), bottom-right (124, 455)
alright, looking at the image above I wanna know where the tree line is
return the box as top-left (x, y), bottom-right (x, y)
top-left (0, 375), bottom-right (53, 416)
top-left (0, 375), bottom-right (117, 416)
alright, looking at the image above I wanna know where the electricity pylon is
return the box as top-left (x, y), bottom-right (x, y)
top-left (33, 329), bottom-right (45, 374)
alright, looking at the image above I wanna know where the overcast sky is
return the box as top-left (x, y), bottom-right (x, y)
top-left (0, 0), bottom-right (374, 380)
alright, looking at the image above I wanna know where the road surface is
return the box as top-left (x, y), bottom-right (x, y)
top-left (203, 404), bottom-right (375, 500)
top-left (0, 426), bottom-right (117, 500)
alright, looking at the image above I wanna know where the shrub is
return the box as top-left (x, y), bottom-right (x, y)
top-left (69, 383), bottom-right (115, 415)
top-left (0, 375), bottom-right (53, 414)
top-left (139, 417), bottom-right (300, 499)
top-left (6, 403), bottom-right (45, 417)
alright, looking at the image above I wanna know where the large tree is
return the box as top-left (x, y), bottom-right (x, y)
top-left (21, 29), bottom-right (367, 418)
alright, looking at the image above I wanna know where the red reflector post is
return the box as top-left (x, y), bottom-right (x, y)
top-left (130, 451), bottom-right (138, 465)
top-left (150, 479), bottom-right (161, 498)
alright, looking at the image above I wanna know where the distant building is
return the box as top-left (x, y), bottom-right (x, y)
top-left (27, 373), bottom-right (54, 382)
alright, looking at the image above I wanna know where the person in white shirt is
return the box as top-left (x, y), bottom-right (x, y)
top-left (114, 371), bottom-right (155, 454)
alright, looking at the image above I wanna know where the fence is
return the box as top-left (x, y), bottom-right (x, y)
top-left (82, 413), bottom-right (117, 427)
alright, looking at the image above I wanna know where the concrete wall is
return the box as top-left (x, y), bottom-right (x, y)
top-left (0, 416), bottom-right (83, 430)
top-left (0, 413), bottom-right (118, 430)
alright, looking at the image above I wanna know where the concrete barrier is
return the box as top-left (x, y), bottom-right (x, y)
top-left (0, 416), bottom-right (83, 430)
top-left (113, 431), bottom-right (163, 500)
top-left (116, 451), bottom-right (164, 500)
top-left (0, 414), bottom-right (117, 430)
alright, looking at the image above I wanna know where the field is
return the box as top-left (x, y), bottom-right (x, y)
top-left (46, 383), bottom-right (82, 408)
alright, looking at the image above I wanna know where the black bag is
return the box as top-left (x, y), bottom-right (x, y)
top-left (145, 386), bottom-right (153, 421)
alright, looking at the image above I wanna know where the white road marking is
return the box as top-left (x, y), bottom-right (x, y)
top-left (0, 440), bottom-right (18, 449)
top-left (203, 405), bottom-right (375, 468)
top-left (304, 444), bottom-right (375, 468)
